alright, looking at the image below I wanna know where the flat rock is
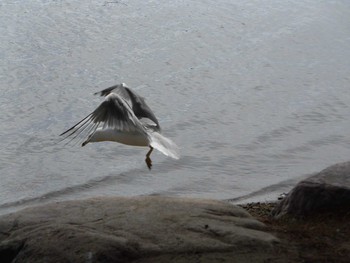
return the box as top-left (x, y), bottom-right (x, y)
top-left (0, 196), bottom-right (287, 263)
top-left (273, 161), bottom-right (350, 218)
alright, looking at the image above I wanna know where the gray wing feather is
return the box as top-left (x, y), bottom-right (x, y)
top-left (95, 84), bottom-right (160, 130)
top-left (60, 93), bottom-right (143, 142)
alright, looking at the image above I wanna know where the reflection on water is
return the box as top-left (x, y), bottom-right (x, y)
top-left (1, 0), bottom-right (350, 215)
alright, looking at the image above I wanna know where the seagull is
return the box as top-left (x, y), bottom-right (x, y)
top-left (60, 83), bottom-right (179, 169)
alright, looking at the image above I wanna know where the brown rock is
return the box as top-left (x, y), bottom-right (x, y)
top-left (273, 161), bottom-right (350, 218)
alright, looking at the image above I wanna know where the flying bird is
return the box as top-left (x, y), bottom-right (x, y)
top-left (60, 83), bottom-right (179, 169)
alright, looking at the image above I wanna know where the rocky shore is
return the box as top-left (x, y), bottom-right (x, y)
top-left (241, 161), bottom-right (350, 262)
top-left (0, 196), bottom-right (289, 263)
top-left (0, 161), bottom-right (349, 262)
top-left (240, 201), bottom-right (350, 263)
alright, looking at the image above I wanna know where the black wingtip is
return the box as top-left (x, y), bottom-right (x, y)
top-left (59, 130), bottom-right (69, 136)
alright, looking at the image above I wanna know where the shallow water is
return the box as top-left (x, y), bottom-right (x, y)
top-left (1, 0), bottom-right (350, 214)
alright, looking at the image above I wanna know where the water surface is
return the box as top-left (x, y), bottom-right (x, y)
top-left (1, 0), bottom-right (350, 214)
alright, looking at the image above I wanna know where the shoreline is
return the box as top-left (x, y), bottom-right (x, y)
top-left (240, 201), bottom-right (350, 263)
top-left (0, 195), bottom-right (348, 262)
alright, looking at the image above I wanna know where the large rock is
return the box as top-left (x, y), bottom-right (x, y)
top-left (273, 161), bottom-right (350, 218)
top-left (0, 196), bottom-right (288, 263)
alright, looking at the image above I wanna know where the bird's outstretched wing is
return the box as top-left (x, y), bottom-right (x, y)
top-left (59, 93), bottom-right (144, 144)
top-left (95, 84), bottom-right (160, 130)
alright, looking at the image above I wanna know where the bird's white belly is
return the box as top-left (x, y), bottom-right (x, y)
top-left (92, 129), bottom-right (149, 147)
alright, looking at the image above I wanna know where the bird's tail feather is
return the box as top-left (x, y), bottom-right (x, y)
top-left (149, 132), bottom-right (180, 159)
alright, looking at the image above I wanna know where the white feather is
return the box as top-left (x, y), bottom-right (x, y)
top-left (149, 132), bottom-right (180, 159)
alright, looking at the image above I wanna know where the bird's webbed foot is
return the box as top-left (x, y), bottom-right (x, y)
top-left (145, 146), bottom-right (154, 170)
top-left (145, 156), bottom-right (152, 170)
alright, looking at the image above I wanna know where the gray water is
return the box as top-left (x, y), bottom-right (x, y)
top-left (1, 0), bottom-right (350, 214)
